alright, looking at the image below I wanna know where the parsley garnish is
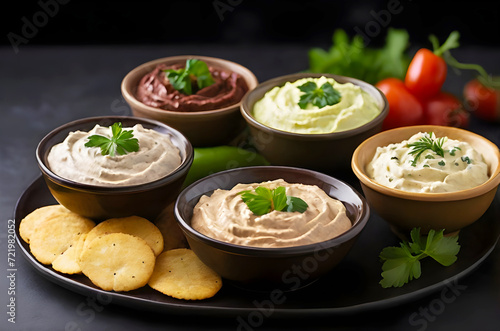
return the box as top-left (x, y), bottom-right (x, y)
top-left (238, 186), bottom-right (308, 216)
top-left (297, 81), bottom-right (341, 109)
top-left (84, 122), bottom-right (139, 157)
top-left (407, 133), bottom-right (446, 167)
top-left (379, 228), bottom-right (460, 288)
top-left (164, 59), bottom-right (215, 95)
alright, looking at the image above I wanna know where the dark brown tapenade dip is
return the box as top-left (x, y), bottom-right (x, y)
top-left (136, 63), bottom-right (249, 112)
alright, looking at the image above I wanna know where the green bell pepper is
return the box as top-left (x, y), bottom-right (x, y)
top-left (183, 146), bottom-right (269, 187)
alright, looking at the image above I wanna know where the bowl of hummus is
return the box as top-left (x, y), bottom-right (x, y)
top-left (174, 166), bottom-right (370, 290)
top-left (121, 55), bottom-right (258, 147)
top-left (36, 116), bottom-right (194, 220)
top-left (240, 73), bottom-right (388, 173)
top-left (352, 125), bottom-right (500, 237)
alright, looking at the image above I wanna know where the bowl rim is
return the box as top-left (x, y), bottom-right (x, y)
top-left (351, 125), bottom-right (500, 201)
top-left (174, 165), bottom-right (370, 256)
top-left (36, 115), bottom-right (194, 193)
top-left (121, 55), bottom-right (259, 118)
top-left (239, 72), bottom-right (389, 140)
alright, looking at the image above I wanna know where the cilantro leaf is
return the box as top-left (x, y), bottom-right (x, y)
top-left (298, 81), bottom-right (341, 109)
top-left (380, 255), bottom-right (422, 288)
top-left (408, 228), bottom-right (425, 254)
top-left (164, 59), bottom-right (215, 95)
top-left (425, 232), bottom-right (460, 266)
top-left (85, 135), bottom-right (113, 154)
top-left (186, 59), bottom-right (216, 90)
top-left (379, 228), bottom-right (460, 288)
top-left (84, 122), bottom-right (139, 157)
top-left (272, 186), bottom-right (288, 211)
top-left (379, 241), bottom-right (422, 288)
top-left (239, 188), bottom-right (272, 216)
top-left (286, 196), bottom-right (308, 213)
top-left (239, 186), bottom-right (308, 215)
top-left (165, 69), bottom-right (191, 94)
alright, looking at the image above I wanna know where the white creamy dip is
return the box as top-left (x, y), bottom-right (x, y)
top-left (191, 179), bottom-right (352, 248)
top-left (366, 132), bottom-right (489, 193)
top-left (47, 124), bottom-right (182, 186)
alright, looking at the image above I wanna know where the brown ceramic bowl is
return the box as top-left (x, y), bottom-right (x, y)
top-left (174, 166), bottom-right (369, 290)
top-left (121, 55), bottom-right (258, 147)
top-left (36, 116), bottom-right (193, 221)
top-left (240, 73), bottom-right (388, 173)
top-left (352, 125), bottom-right (500, 237)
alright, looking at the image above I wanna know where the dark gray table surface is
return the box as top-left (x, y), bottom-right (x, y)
top-left (1, 44), bottom-right (500, 331)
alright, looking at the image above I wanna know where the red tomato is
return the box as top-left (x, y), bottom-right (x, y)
top-left (422, 92), bottom-right (469, 128)
top-left (404, 48), bottom-right (447, 100)
top-left (376, 78), bottom-right (424, 130)
top-left (463, 79), bottom-right (500, 122)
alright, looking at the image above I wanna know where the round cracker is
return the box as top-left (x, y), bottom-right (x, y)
top-left (29, 213), bottom-right (95, 265)
top-left (82, 216), bottom-right (164, 256)
top-left (80, 233), bottom-right (155, 292)
top-left (52, 233), bottom-right (87, 275)
top-left (19, 204), bottom-right (72, 243)
top-left (148, 249), bottom-right (222, 300)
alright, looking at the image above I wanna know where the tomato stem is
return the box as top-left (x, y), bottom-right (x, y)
top-left (429, 31), bottom-right (460, 57)
top-left (443, 52), bottom-right (500, 89)
top-left (429, 30), bottom-right (500, 89)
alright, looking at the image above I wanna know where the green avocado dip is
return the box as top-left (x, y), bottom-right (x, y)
top-left (252, 76), bottom-right (381, 134)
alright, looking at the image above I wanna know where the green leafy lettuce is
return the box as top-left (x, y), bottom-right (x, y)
top-left (308, 28), bottom-right (411, 85)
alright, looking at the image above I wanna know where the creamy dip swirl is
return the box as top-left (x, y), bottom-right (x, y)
top-left (191, 179), bottom-right (352, 248)
top-left (47, 124), bottom-right (182, 186)
top-left (136, 63), bottom-right (249, 112)
top-left (252, 76), bottom-right (381, 134)
top-left (366, 132), bottom-right (489, 193)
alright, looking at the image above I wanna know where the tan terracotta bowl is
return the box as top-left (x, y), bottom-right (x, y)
top-left (351, 125), bottom-right (500, 237)
top-left (121, 55), bottom-right (258, 147)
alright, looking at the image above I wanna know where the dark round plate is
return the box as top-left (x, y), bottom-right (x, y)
top-left (15, 175), bottom-right (500, 318)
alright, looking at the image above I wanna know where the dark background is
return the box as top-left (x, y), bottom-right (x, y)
top-left (2, 0), bottom-right (500, 49)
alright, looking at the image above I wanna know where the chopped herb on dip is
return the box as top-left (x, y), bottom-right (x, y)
top-left (366, 132), bottom-right (489, 193)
